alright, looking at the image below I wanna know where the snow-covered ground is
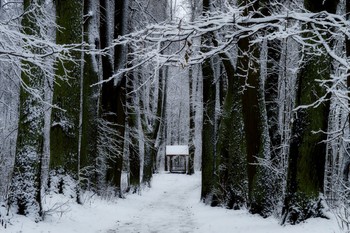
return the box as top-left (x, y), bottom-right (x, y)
top-left (2, 173), bottom-right (341, 233)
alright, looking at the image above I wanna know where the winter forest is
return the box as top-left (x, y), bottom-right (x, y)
top-left (2, 0), bottom-right (350, 232)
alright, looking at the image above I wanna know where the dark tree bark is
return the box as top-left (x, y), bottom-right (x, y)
top-left (235, 0), bottom-right (271, 217)
top-left (50, 0), bottom-right (82, 194)
top-left (263, 2), bottom-right (283, 213)
top-left (99, 0), bottom-right (127, 196)
top-left (201, 57), bottom-right (216, 203)
top-left (10, 0), bottom-right (45, 219)
top-left (215, 56), bottom-right (248, 209)
top-left (79, 0), bottom-right (100, 191)
top-left (126, 73), bottom-right (140, 192)
top-left (188, 65), bottom-right (196, 175)
top-left (200, 0), bottom-right (219, 205)
top-left (282, 0), bottom-right (338, 224)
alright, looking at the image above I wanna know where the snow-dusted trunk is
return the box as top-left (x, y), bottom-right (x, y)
top-left (50, 0), bottom-right (83, 201)
top-left (125, 70), bottom-right (141, 192)
top-left (235, 0), bottom-right (271, 217)
top-left (100, 0), bottom-right (127, 196)
top-left (282, 0), bottom-right (338, 224)
top-left (200, 56), bottom-right (216, 203)
top-left (215, 54), bottom-right (248, 209)
top-left (158, 67), bottom-right (169, 171)
top-left (200, 0), bottom-right (216, 204)
top-left (97, 0), bottom-right (114, 194)
top-left (9, 0), bottom-right (47, 220)
top-left (79, 0), bottom-right (100, 191)
top-left (199, 5), bottom-right (219, 200)
top-left (188, 65), bottom-right (196, 175)
top-left (278, 36), bottom-right (299, 211)
top-left (263, 37), bottom-right (284, 214)
top-left (142, 67), bottom-right (165, 184)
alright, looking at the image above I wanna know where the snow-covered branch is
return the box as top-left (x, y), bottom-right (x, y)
top-left (102, 3), bottom-right (350, 88)
top-left (0, 2), bottom-right (86, 100)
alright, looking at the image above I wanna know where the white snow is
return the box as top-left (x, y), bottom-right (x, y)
top-left (2, 173), bottom-right (341, 233)
top-left (166, 145), bottom-right (189, 155)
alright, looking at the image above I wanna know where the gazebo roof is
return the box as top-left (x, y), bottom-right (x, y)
top-left (166, 145), bottom-right (189, 155)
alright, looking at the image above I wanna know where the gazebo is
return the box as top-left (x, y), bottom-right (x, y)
top-left (166, 145), bottom-right (189, 173)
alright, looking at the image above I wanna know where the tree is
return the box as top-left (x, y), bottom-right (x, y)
top-left (282, 0), bottom-right (339, 224)
top-left (215, 54), bottom-right (248, 209)
top-left (8, 0), bottom-right (72, 220)
top-left (100, 0), bottom-right (127, 196)
top-left (79, 0), bottom-right (101, 191)
top-left (10, 0), bottom-right (46, 220)
top-left (50, 0), bottom-right (83, 197)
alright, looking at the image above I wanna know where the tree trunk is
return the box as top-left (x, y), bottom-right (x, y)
top-left (234, 0), bottom-right (271, 216)
top-left (10, 0), bottom-right (46, 220)
top-left (79, 0), bottom-right (100, 191)
top-left (214, 55), bottom-right (248, 209)
top-left (201, 57), bottom-right (216, 203)
top-left (100, 0), bottom-right (127, 196)
top-left (282, 0), bottom-right (338, 224)
top-left (188, 65), bottom-right (195, 175)
top-left (50, 0), bottom-right (83, 202)
top-left (126, 72), bottom-right (141, 193)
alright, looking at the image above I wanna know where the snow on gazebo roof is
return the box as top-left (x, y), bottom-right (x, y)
top-left (166, 145), bottom-right (189, 155)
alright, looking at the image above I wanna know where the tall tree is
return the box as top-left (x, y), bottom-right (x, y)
top-left (50, 0), bottom-right (84, 202)
top-left (79, 0), bottom-right (100, 191)
top-left (235, 0), bottom-right (271, 216)
top-left (282, 0), bottom-right (339, 224)
top-left (200, 0), bottom-right (218, 199)
top-left (215, 55), bottom-right (248, 209)
top-left (125, 71), bottom-right (141, 192)
top-left (100, 0), bottom-right (127, 196)
top-left (10, 0), bottom-right (48, 220)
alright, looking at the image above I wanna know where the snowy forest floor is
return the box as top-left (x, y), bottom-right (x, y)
top-left (3, 173), bottom-right (342, 233)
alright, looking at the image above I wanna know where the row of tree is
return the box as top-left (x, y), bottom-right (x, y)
top-left (111, 0), bottom-right (350, 226)
top-left (197, 0), bottom-right (345, 225)
top-left (2, 0), bottom-right (350, 229)
top-left (0, 0), bottom-right (169, 223)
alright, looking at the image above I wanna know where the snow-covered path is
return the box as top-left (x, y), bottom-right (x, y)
top-left (3, 173), bottom-right (341, 233)
top-left (105, 173), bottom-right (340, 233)
top-left (110, 174), bottom-right (198, 233)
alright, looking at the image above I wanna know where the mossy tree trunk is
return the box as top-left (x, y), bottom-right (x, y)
top-left (10, 0), bottom-right (45, 220)
top-left (50, 0), bottom-right (83, 198)
top-left (282, 0), bottom-right (338, 224)
top-left (200, 0), bottom-right (226, 206)
top-left (215, 56), bottom-right (248, 209)
top-left (235, 0), bottom-right (271, 216)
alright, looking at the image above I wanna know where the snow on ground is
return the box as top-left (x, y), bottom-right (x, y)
top-left (2, 173), bottom-right (342, 233)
